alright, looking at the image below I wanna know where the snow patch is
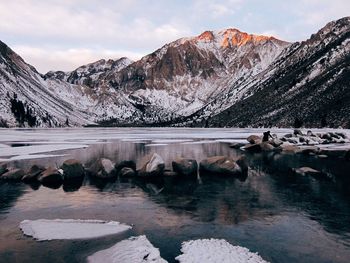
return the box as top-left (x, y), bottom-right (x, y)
top-left (20, 219), bottom-right (131, 241)
top-left (87, 235), bottom-right (167, 263)
top-left (175, 239), bottom-right (269, 263)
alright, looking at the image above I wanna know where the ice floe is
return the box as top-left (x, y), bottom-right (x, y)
top-left (20, 219), bottom-right (131, 241)
top-left (175, 238), bottom-right (269, 263)
top-left (87, 235), bottom-right (167, 263)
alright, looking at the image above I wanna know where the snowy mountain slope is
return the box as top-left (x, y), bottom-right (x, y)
top-left (93, 29), bottom-right (290, 124)
top-left (207, 17), bottom-right (350, 128)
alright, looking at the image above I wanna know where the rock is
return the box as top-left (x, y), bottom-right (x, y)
top-left (0, 163), bottom-right (8, 176)
top-left (284, 133), bottom-right (293, 138)
top-left (300, 146), bottom-right (320, 155)
top-left (247, 135), bottom-right (261, 144)
top-left (318, 155), bottom-right (328, 158)
top-left (22, 165), bottom-right (46, 182)
top-left (269, 138), bottom-right (283, 147)
top-left (321, 133), bottom-right (332, 140)
top-left (293, 167), bottom-right (321, 176)
top-left (200, 156), bottom-right (243, 176)
top-left (307, 130), bottom-right (316, 137)
top-left (88, 158), bottom-right (116, 179)
top-left (61, 159), bottom-right (85, 180)
top-left (138, 153), bottom-right (165, 176)
top-left (294, 129), bottom-right (303, 136)
top-left (229, 142), bottom-right (246, 149)
top-left (172, 158), bottom-right (198, 177)
top-left (0, 168), bottom-right (25, 180)
top-left (38, 167), bottom-right (63, 185)
top-left (287, 138), bottom-right (298, 144)
top-left (118, 167), bottom-right (136, 177)
top-left (163, 170), bottom-right (178, 177)
top-left (335, 132), bottom-right (347, 139)
top-left (242, 143), bottom-right (261, 153)
top-left (260, 142), bottom-right (275, 152)
top-left (329, 132), bottom-right (340, 139)
top-left (279, 144), bottom-right (301, 154)
top-left (115, 160), bottom-right (136, 174)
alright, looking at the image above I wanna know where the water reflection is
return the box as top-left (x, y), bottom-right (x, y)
top-left (1, 139), bottom-right (350, 263)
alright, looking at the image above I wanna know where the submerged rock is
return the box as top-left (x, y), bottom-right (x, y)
top-left (0, 163), bottom-right (8, 176)
top-left (172, 158), bottom-right (198, 177)
top-left (118, 167), bottom-right (136, 177)
top-left (115, 160), bottom-right (136, 174)
top-left (88, 158), bottom-right (116, 179)
top-left (138, 153), bottom-right (165, 176)
top-left (38, 167), bottom-right (63, 185)
top-left (22, 165), bottom-right (46, 182)
top-left (0, 168), bottom-right (25, 180)
top-left (200, 156), bottom-right (243, 176)
top-left (293, 167), bottom-right (321, 176)
top-left (61, 159), bottom-right (85, 180)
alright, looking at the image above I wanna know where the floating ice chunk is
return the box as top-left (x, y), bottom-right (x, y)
top-left (175, 239), bottom-right (269, 263)
top-left (87, 235), bottom-right (167, 263)
top-left (20, 219), bottom-right (131, 241)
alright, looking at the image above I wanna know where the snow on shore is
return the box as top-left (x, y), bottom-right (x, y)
top-left (20, 219), bottom-right (131, 241)
top-left (175, 239), bottom-right (269, 263)
top-left (87, 235), bottom-right (167, 263)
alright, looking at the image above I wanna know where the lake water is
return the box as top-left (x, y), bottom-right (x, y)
top-left (0, 128), bottom-right (350, 263)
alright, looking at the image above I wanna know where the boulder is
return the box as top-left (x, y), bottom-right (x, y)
top-left (294, 129), bottom-right (303, 136)
top-left (172, 158), bottom-right (198, 177)
top-left (247, 135), bottom-right (261, 144)
top-left (269, 138), bottom-right (283, 147)
top-left (293, 167), bottom-right (321, 176)
top-left (22, 165), bottom-right (46, 182)
top-left (138, 153), bottom-right (165, 176)
top-left (0, 168), bottom-right (25, 180)
top-left (88, 158), bottom-right (116, 179)
top-left (335, 132), bottom-right (347, 139)
top-left (284, 133), bottom-right (293, 138)
top-left (0, 163), bottom-right (8, 176)
top-left (115, 160), bottom-right (136, 174)
top-left (199, 156), bottom-right (243, 176)
top-left (118, 167), bottom-right (136, 177)
top-left (279, 144), bottom-right (301, 154)
top-left (307, 130), bottom-right (316, 137)
top-left (242, 143), bottom-right (262, 153)
top-left (260, 142), bottom-right (275, 152)
top-left (61, 159), bottom-right (85, 180)
top-left (38, 167), bottom-right (63, 185)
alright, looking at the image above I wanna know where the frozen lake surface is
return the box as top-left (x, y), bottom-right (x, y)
top-left (0, 128), bottom-right (350, 262)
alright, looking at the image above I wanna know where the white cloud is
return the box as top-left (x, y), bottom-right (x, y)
top-left (12, 45), bottom-right (144, 73)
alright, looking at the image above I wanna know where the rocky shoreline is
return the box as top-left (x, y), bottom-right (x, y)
top-left (1, 129), bottom-right (349, 188)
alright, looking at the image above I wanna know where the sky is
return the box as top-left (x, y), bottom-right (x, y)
top-left (0, 0), bottom-right (349, 73)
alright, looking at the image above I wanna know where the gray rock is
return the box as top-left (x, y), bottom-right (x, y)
top-left (138, 153), bottom-right (165, 176)
top-left (38, 167), bottom-right (63, 185)
top-left (61, 159), bottom-right (85, 180)
top-left (335, 132), bottom-right (347, 139)
top-left (88, 158), bottom-right (116, 179)
top-left (270, 138), bottom-right (283, 147)
top-left (22, 164), bottom-right (46, 182)
top-left (118, 167), bottom-right (136, 177)
top-left (0, 163), bottom-right (8, 176)
top-left (307, 130), bottom-right (316, 137)
top-left (172, 158), bottom-right (198, 177)
top-left (0, 168), bottom-right (25, 180)
top-left (115, 160), bottom-right (136, 174)
top-left (294, 129), bottom-right (303, 136)
top-left (247, 135), bottom-right (261, 144)
top-left (293, 167), bottom-right (321, 176)
top-left (284, 133), bottom-right (293, 138)
top-left (200, 156), bottom-right (243, 176)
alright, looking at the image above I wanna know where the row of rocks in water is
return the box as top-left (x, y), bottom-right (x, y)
top-left (0, 153), bottom-right (249, 186)
top-left (230, 130), bottom-right (350, 160)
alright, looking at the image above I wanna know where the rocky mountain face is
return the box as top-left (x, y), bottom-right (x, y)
top-left (207, 17), bottom-right (350, 128)
top-left (0, 17), bottom-right (348, 128)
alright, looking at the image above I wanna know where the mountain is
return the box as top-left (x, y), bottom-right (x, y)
top-left (207, 16), bottom-right (350, 128)
top-left (0, 17), bottom-right (348, 128)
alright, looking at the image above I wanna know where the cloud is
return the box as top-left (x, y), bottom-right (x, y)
top-left (12, 45), bottom-right (144, 73)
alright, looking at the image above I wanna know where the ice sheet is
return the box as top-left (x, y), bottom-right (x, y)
top-left (87, 235), bottom-right (167, 263)
top-left (20, 219), bottom-right (131, 241)
top-left (175, 238), bottom-right (269, 263)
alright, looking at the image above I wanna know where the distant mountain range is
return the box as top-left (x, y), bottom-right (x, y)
top-left (0, 17), bottom-right (349, 128)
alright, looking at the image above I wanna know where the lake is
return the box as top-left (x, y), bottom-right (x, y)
top-left (0, 128), bottom-right (350, 263)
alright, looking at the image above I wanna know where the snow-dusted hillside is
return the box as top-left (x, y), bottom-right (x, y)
top-left (208, 17), bottom-right (350, 128)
